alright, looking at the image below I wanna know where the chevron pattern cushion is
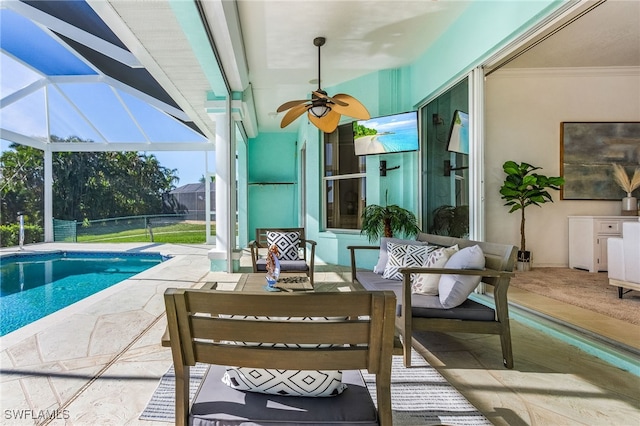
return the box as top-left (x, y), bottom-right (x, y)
top-left (382, 242), bottom-right (435, 280)
top-left (267, 231), bottom-right (300, 261)
top-left (221, 315), bottom-right (347, 397)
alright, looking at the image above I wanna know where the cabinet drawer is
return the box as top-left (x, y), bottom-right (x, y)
top-left (596, 220), bottom-right (623, 234)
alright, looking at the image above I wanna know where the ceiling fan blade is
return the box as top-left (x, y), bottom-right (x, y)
top-left (312, 91), bottom-right (348, 107)
top-left (308, 109), bottom-right (341, 133)
top-left (330, 94), bottom-right (371, 120)
top-left (280, 103), bottom-right (310, 128)
top-left (277, 99), bottom-right (310, 113)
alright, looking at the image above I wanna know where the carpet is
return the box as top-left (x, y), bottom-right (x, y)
top-left (140, 351), bottom-right (490, 425)
top-left (510, 267), bottom-right (640, 325)
top-left (139, 363), bottom-right (209, 422)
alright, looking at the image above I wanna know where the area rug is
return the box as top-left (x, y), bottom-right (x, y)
top-left (139, 351), bottom-right (490, 425)
top-left (510, 267), bottom-right (640, 325)
top-left (139, 363), bottom-right (209, 421)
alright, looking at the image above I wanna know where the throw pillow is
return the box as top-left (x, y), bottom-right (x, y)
top-left (412, 245), bottom-right (459, 295)
top-left (382, 242), bottom-right (435, 281)
top-left (267, 231), bottom-right (300, 261)
top-left (222, 368), bottom-right (346, 397)
top-left (221, 315), bottom-right (347, 397)
top-left (373, 238), bottom-right (430, 274)
top-left (438, 245), bottom-right (486, 308)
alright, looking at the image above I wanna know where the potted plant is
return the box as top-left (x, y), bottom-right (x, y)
top-left (499, 161), bottom-right (564, 270)
top-left (360, 192), bottom-right (420, 242)
top-left (612, 163), bottom-right (640, 215)
top-left (429, 205), bottom-right (469, 238)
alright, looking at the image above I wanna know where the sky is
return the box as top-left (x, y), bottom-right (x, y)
top-left (1, 45), bottom-right (213, 188)
top-left (151, 151), bottom-right (212, 186)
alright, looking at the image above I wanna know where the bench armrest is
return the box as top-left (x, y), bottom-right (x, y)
top-left (348, 245), bottom-right (381, 283)
top-left (301, 239), bottom-right (317, 276)
top-left (248, 240), bottom-right (259, 272)
top-left (398, 267), bottom-right (513, 329)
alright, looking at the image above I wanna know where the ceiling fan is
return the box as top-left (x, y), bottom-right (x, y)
top-left (277, 37), bottom-right (370, 133)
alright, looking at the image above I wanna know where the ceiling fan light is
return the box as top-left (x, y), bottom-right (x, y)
top-left (309, 104), bottom-right (331, 118)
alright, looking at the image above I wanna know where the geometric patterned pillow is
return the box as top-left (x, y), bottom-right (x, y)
top-left (382, 242), bottom-right (435, 281)
top-left (222, 367), bottom-right (346, 397)
top-left (267, 231), bottom-right (300, 261)
top-left (411, 245), bottom-right (459, 295)
top-left (221, 315), bottom-right (347, 397)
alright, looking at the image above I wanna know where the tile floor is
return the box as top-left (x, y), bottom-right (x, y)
top-left (0, 243), bottom-right (638, 425)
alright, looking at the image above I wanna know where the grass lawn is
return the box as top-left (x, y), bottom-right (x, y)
top-left (77, 222), bottom-right (211, 244)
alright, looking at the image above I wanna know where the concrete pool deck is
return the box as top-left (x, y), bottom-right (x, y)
top-left (0, 242), bottom-right (638, 425)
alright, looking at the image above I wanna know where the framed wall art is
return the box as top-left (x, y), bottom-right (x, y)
top-left (560, 122), bottom-right (640, 200)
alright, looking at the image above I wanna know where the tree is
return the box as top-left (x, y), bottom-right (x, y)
top-left (1, 138), bottom-right (180, 228)
top-left (0, 144), bottom-right (44, 227)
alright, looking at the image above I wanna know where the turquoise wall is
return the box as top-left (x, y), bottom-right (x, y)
top-left (246, 0), bottom-right (564, 267)
top-left (247, 132), bottom-right (299, 238)
top-left (407, 0), bottom-right (563, 107)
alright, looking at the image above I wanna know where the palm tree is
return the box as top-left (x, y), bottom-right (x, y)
top-left (360, 191), bottom-right (420, 242)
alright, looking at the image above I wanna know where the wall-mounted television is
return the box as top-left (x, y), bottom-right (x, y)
top-left (353, 111), bottom-right (419, 156)
top-left (447, 110), bottom-right (469, 155)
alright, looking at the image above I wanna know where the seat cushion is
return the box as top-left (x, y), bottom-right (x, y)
top-left (256, 259), bottom-right (309, 272)
top-left (190, 366), bottom-right (378, 426)
top-left (355, 271), bottom-right (495, 321)
top-left (410, 296), bottom-right (496, 321)
top-left (356, 271), bottom-right (402, 293)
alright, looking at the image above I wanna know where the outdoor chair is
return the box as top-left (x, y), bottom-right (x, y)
top-left (249, 227), bottom-right (317, 285)
top-left (164, 288), bottom-right (396, 426)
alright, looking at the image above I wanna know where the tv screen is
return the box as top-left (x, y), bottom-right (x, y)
top-left (447, 110), bottom-right (469, 155)
top-left (353, 111), bottom-right (419, 156)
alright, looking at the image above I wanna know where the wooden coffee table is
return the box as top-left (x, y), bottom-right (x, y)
top-left (235, 273), bottom-right (313, 292)
top-left (161, 274), bottom-right (312, 347)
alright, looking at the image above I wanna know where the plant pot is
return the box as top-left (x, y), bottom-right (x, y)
top-left (517, 250), bottom-right (532, 271)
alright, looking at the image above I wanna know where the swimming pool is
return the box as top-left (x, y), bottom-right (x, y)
top-left (0, 251), bottom-right (168, 336)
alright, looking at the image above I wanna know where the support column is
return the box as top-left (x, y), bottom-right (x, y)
top-left (44, 147), bottom-right (53, 242)
top-left (208, 110), bottom-right (239, 272)
top-left (215, 112), bottom-right (230, 259)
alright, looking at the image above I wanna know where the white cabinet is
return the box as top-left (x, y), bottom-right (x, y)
top-left (568, 216), bottom-right (638, 272)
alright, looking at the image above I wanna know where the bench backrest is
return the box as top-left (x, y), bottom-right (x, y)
top-left (417, 232), bottom-right (518, 286)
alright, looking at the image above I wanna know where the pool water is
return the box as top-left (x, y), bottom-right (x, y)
top-left (0, 252), bottom-right (166, 336)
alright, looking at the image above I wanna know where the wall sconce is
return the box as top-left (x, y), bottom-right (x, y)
top-left (380, 160), bottom-right (400, 176)
top-left (444, 160), bottom-right (468, 176)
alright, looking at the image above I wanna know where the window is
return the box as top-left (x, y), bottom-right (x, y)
top-left (421, 78), bottom-right (469, 238)
top-left (323, 123), bottom-right (365, 230)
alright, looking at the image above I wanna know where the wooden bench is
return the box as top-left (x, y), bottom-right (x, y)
top-left (349, 232), bottom-right (517, 368)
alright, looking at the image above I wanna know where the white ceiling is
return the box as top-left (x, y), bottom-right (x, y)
top-left (502, 0), bottom-right (640, 69)
top-left (236, 0), bottom-right (471, 131)
top-left (235, 0), bottom-right (640, 132)
top-left (102, 0), bottom-right (640, 136)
